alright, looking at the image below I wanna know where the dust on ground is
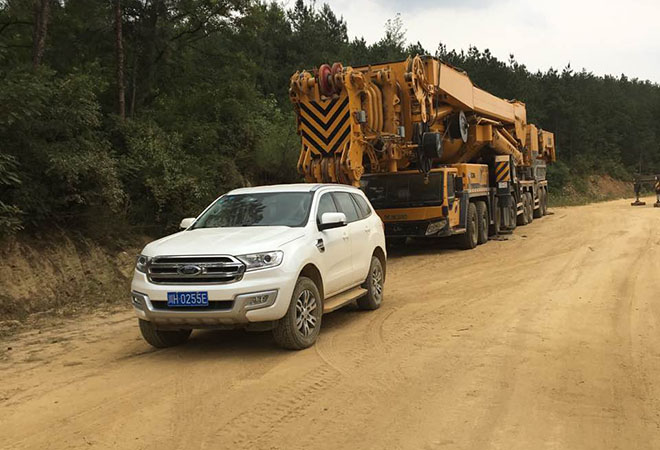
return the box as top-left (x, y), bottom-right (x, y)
top-left (2, 197), bottom-right (660, 450)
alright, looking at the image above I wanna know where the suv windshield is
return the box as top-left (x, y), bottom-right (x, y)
top-left (361, 172), bottom-right (443, 209)
top-left (192, 192), bottom-right (313, 228)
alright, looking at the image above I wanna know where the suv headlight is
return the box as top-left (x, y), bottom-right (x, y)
top-left (237, 251), bottom-right (283, 272)
top-left (135, 254), bottom-right (151, 273)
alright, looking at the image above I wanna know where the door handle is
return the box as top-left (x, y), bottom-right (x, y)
top-left (363, 226), bottom-right (370, 233)
top-left (342, 232), bottom-right (349, 240)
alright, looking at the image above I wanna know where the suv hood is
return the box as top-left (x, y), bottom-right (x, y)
top-left (142, 226), bottom-right (305, 257)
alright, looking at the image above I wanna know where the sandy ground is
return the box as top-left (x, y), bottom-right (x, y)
top-left (2, 197), bottom-right (660, 450)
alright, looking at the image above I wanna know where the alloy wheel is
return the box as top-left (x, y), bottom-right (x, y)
top-left (295, 289), bottom-right (318, 337)
top-left (371, 264), bottom-right (383, 303)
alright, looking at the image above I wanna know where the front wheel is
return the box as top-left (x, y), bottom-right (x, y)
top-left (458, 202), bottom-right (478, 249)
top-left (273, 277), bottom-right (322, 350)
top-left (138, 319), bottom-right (191, 348)
top-left (358, 256), bottom-right (385, 310)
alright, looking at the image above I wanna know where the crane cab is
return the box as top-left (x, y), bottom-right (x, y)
top-left (360, 164), bottom-right (495, 241)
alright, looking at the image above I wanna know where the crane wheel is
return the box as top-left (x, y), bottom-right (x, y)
top-left (489, 197), bottom-right (501, 236)
top-left (533, 191), bottom-right (543, 219)
top-left (475, 201), bottom-right (488, 244)
top-left (458, 202), bottom-right (478, 250)
top-left (318, 64), bottom-right (333, 97)
top-left (525, 192), bottom-right (534, 223)
top-left (541, 189), bottom-right (549, 215)
top-left (507, 201), bottom-right (517, 231)
top-left (516, 195), bottom-right (528, 226)
top-left (517, 193), bottom-right (533, 226)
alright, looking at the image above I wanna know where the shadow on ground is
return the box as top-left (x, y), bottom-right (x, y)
top-left (386, 236), bottom-right (477, 259)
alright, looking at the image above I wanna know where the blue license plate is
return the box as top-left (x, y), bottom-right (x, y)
top-left (167, 291), bottom-right (209, 307)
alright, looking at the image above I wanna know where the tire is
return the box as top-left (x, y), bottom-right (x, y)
top-left (138, 319), bottom-right (191, 348)
top-left (507, 200), bottom-right (517, 230)
top-left (541, 189), bottom-right (548, 215)
top-left (273, 277), bottom-right (322, 350)
top-left (516, 194), bottom-right (528, 226)
top-left (489, 197), bottom-right (501, 236)
top-left (458, 202), bottom-right (478, 249)
top-left (358, 256), bottom-right (384, 310)
top-left (475, 201), bottom-right (488, 244)
top-left (525, 192), bottom-right (534, 223)
top-left (533, 191), bottom-right (542, 219)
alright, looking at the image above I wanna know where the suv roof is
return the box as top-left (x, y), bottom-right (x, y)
top-left (228, 183), bottom-right (361, 195)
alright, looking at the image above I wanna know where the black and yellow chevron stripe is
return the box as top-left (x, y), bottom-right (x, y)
top-left (495, 161), bottom-right (510, 182)
top-left (299, 95), bottom-right (351, 157)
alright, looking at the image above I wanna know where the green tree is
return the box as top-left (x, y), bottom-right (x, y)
top-left (1, 0), bottom-right (659, 237)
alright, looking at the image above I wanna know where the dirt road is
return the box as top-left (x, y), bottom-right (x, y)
top-left (2, 198), bottom-right (660, 450)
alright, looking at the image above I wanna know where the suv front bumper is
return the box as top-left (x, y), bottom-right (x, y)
top-left (130, 269), bottom-right (297, 328)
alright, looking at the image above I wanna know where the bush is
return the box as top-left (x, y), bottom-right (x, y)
top-left (546, 160), bottom-right (571, 191)
top-left (0, 68), bottom-right (125, 231)
top-left (252, 98), bottom-right (302, 185)
top-left (117, 118), bottom-right (245, 231)
top-left (0, 153), bottom-right (22, 235)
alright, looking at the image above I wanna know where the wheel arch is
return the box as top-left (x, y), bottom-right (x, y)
top-left (373, 246), bottom-right (387, 280)
top-left (299, 263), bottom-right (324, 300)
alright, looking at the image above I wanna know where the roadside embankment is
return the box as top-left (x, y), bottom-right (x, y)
top-left (0, 233), bottom-right (147, 335)
top-left (549, 174), bottom-right (633, 206)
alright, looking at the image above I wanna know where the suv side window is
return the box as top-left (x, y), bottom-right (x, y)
top-left (316, 193), bottom-right (338, 224)
top-left (351, 193), bottom-right (372, 219)
top-left (332, 192), bottom-right (360, 223)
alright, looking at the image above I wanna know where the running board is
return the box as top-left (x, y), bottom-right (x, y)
top-left (323, 287), bottom-right (368, 313)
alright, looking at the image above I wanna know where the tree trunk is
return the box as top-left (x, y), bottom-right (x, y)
top-left (114, 0), bottom-right (126, 119)
top-left (130, 50), bottom-right (138, 117)
top-left (32, 0), bottom-right (50, 69)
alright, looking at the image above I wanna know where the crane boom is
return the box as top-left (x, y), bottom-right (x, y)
top-left (289, 55), bottom-right (555, 186)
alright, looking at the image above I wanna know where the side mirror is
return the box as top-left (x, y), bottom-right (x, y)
top-left (319, 212), bottom-right (347, 231)
top-left (180, 217), bottom-right (195, 229)
top-left (454, 176), bottom-right (464, 192)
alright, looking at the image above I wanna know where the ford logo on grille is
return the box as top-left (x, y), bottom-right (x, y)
top-left (177, 264), bottom-right (202, 276)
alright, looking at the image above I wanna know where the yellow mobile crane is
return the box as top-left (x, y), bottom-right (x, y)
top-left (289, 55), bottom-right (556, 248)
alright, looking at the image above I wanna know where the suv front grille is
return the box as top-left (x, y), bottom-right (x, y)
top-left (147, 255), bottom-right (245, 285)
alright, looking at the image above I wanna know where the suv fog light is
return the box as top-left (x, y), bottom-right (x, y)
top-left (425, 220), bottom-right (445, 236)
top-left (238, 290), bottom-right (278, 311)
top-left (248, 294), bottom-right (270, 306)
top-left (131, 292), bottom-right (146, 310)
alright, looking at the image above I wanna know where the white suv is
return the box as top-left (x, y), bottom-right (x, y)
top-left (131, 184), bottom-right (386, 350)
